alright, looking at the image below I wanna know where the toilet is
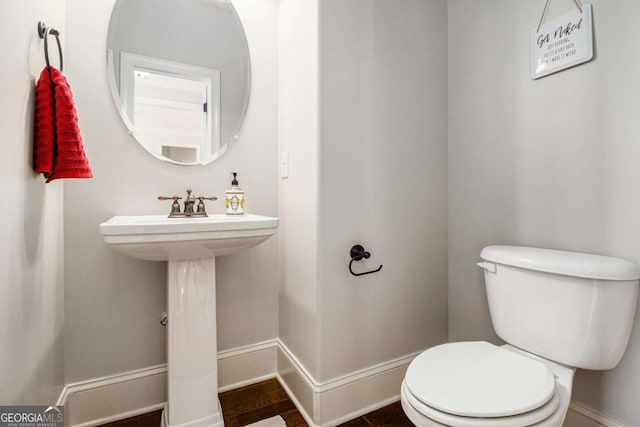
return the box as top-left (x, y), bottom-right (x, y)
top-left (401, 245), bottom-right (640, 427)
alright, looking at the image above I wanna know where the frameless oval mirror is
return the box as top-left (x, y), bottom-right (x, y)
top-left (107, 0), bottom-right (251, 166)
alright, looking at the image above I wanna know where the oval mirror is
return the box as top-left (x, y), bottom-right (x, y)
top-left (107, 0), bottom-right (251, 166)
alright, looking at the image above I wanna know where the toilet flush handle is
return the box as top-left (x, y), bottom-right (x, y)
top-left (477, 262), bottom-right (497, 273)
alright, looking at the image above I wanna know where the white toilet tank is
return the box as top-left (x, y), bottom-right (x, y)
top-left (479, 246), bottom-right (640, 370)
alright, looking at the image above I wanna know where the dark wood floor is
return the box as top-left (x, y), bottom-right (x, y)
top-left (337, 401), bottom-right (412, 427)
top-left (219, 379), bottom-right (305, 426)
top-left (99, 378), bottom-right (412, 427)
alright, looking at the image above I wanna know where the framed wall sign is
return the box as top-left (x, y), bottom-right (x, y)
top-left (531, 4), bottom-right (593, 79)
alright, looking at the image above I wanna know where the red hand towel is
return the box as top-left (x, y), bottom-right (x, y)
top-left (34, 68), bottom-right (55, 177)
top-left (33, 66), bottom-right (93, 182)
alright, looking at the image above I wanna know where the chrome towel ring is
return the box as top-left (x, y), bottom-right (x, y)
top-left (37, 21), bottom-right (63, 72)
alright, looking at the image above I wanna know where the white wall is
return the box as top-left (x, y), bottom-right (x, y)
top-left (0, 0), bottom-right (65, 404)
top-left (63, 0), bottom-right (279, 383)
top-left (277, 0), bottom-right (322, 379)
top-left (318, 0), bottom-right (449, 382)
top-left (448, 1), bottom-right (640, 425)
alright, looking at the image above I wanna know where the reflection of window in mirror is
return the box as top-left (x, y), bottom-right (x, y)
top-left (117, 51), bottom-right (220, 164)
top-left (162, 145), bottom-right (198, 163)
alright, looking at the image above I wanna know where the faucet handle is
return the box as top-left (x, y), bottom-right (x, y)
top-left (196, 196), bottom-right (218, 214)
top-left (158, 196), bottom-right (182, 215)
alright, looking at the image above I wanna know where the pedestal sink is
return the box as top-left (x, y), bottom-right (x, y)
top-left (99, 214), bottom-right (278, 427)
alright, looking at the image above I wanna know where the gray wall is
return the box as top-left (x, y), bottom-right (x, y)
top-left (448, 0), bottom-right (640, 424)
top-left (318, 0), bottom-right (449, 382)
top-left (64, 0), bottom-right (279, 383)
top-left (277, 0), bottom-right (448, 384)
top-left (278, 0), bottom-right (322, 378)
top-left (0, 0), bottom-right (65, 403)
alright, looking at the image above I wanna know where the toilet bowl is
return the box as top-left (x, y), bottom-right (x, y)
top-left (401, 246), bottom-right (640, 427)
top-left (401, 342), bottom-right (574, 427)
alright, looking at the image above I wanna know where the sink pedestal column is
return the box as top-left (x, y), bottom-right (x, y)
top-left (162, 258), bottom-right (223, 427)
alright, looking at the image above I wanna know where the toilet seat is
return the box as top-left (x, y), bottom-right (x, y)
top-left (403, 342), bottom-right (560, 427)
top-left (402, 380), bottom-right (560, 427)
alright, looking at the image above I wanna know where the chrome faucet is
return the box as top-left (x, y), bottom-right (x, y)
top-left (158, 189), bottom-right (217, 218)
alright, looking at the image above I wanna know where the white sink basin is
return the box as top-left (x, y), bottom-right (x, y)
top-left (99, 213), bottom-right (278, 261)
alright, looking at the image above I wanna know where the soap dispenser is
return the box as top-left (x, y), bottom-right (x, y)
top-left (225, 172), bottom-right (245, 215)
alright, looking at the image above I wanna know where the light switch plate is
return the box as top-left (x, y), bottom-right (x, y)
top-left (280, 150), bottom-right (289, 179)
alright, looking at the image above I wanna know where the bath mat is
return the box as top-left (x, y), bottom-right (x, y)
top-left (244, 415), bottom-right (286, 427)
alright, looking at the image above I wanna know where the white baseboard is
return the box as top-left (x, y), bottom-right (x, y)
top-left (58, 339), bottom-right (631, 427)
top-left (276, 341), bottom-right (417, 426)
top-left (59, 340), bottom-right (278, 427)
top-left (566, 401), bottom-right (630, 427)
top-left (61, 365), bottom-right (167, 427)
top-left (218, 340), bottom-right (278, 393)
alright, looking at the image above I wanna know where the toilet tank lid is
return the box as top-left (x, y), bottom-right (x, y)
top-left (480, 246), bottom-right (640, 281)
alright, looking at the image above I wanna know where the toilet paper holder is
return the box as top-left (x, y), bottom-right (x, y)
top-left (349, 244), bottom-right (383, 277)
